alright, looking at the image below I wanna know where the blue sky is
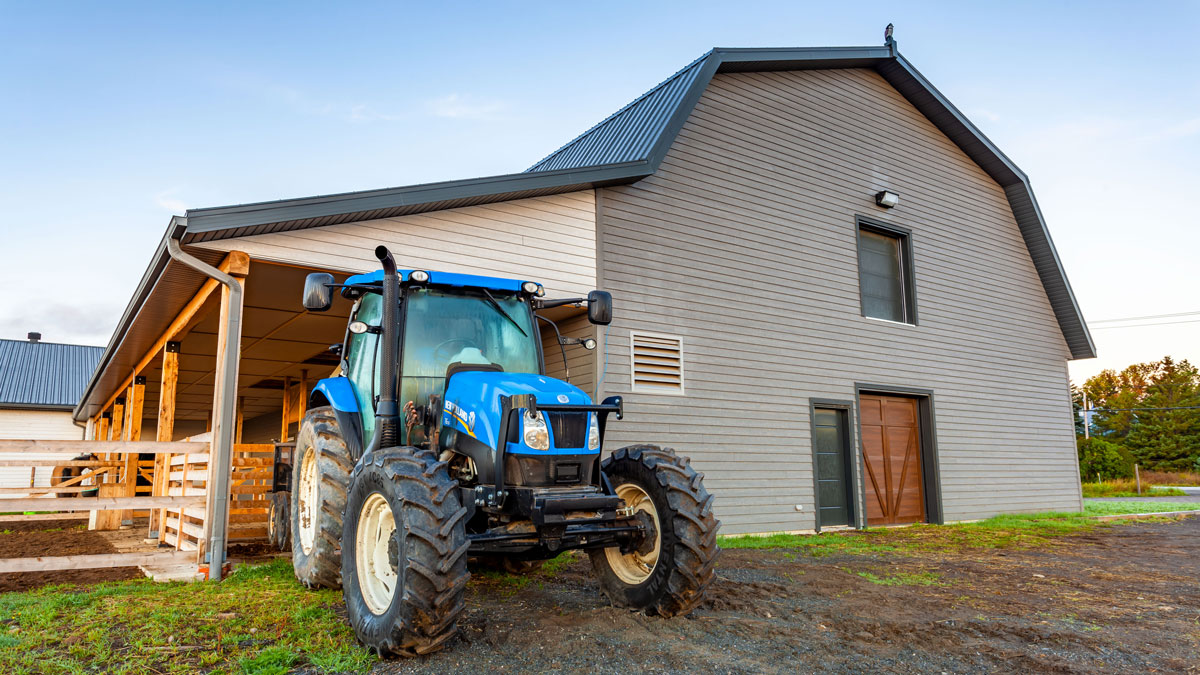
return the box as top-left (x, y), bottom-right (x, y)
top-left (1, 1), bottom-right (1198, 383)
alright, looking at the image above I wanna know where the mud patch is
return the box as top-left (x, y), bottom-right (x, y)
top-left (0, 518), bottom-right (144, 592)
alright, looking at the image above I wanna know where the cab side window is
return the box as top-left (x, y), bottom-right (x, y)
top-left (344, 293), bottom-right (382, 439)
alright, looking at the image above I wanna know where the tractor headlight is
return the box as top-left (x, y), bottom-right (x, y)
top-left (523, 411), bottom-right (550, 450)
top-left (410, 270), bottom-right (430, 283)
top-left (521, 281), bottom-right (540, 295)
top-left (587, 414), bottom-right (601, 450)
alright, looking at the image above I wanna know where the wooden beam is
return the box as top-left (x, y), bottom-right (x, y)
top-left (0, 513), bottom-right (89, 523)
top-left (94, 250), bottom-right (251, 415)
top-left (0, 440), bottom-right (206, 454)
top-left (235, 396), bottom-right (245, 445)
top-left (127, 378), bottom-right (146, 442)
top-left (97, 414), bottom-right (110, 442)
top-left (0, 550), bottom-right (194, 574)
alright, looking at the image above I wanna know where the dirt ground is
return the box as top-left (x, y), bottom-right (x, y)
top-left (0, 519), bottom-right (143, 592)
top-left (373, 517), bottom-right (1200, 674)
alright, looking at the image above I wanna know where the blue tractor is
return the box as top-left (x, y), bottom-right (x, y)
top-left (290, 246), bottom-right (719, 656)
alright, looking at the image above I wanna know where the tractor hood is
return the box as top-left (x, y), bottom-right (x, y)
top-left (441, 371), bottom-right (591, 452)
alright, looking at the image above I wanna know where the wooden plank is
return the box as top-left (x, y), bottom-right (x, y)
top-left (1, 495), bottom-right (205, 512)
top-left (0, 512), bottom-right (89, 523)
top-left (0, 550), bottom-right (193, 574)
top-left (88, 483), bottom-right (124, 530)
top-left (0, 440), bottom-right (206, 454)
top-left (110, 401), bottom-right (125, 445)
top-left (97, 415), bottom-right (110, 443)
top-left (0, 460), bottom-right (124, 467)
top-left (95, 250), bottom-right (251, 416)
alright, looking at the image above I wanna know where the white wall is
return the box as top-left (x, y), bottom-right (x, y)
top-left (0, 408), bottom-right (86, 493)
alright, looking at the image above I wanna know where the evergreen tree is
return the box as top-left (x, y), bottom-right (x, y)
top-left (1080, 357), bottom-right (1200, 470)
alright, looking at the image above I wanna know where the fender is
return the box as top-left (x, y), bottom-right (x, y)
top-left (308, 377), bottom-right (365, 460)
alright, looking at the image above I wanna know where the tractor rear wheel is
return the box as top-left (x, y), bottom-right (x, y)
top-left (268, 491), bottom-right (291, 551)
top-left (290, 407), bottom-right (354, 589)
top-left (589, 445), bottom-right (720, 617)
top-left (341, 447), bottom-right (470, 657)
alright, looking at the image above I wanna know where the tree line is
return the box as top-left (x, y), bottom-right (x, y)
top-left (1073, 356), bottom-right (1200, 476)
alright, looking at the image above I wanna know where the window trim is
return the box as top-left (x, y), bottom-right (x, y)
top-left (855, 215), bottom-right (918, 326)
top-left (629, 330), bottom-right (686, 396)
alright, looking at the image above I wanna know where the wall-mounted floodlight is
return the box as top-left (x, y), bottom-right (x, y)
top-left (875, 190), bottom-right (899, 208)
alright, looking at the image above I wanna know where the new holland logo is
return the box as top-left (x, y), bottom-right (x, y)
top-left (443, 400), bottom-right (476, 437)
top-left (557, 394), bottom-right (570, 403)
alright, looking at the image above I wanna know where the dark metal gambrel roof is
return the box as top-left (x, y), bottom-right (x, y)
top-left (76, 43), bottom-right (1095, 421)
top-left (1, 339), bottom-right (103, 410)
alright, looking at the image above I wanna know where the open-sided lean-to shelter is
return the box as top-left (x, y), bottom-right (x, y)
top-left (69, 41), bottom-right (1094, 569)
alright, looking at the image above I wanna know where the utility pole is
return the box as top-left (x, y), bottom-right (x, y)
top-left (1082, 392), bottom-right (1090, 439)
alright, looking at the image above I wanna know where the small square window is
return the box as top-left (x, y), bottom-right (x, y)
top-left (857, 218), bottom-right (916, 324)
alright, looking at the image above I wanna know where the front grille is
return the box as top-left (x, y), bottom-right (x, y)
top-left (547, 412), bottom-right (587, 449)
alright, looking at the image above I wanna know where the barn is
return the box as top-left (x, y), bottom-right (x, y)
top-left (67, 41), bottom-right (1093, 548)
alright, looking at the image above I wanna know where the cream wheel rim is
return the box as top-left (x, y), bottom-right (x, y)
top-left (356, 493), bottom-right (398, 615)
top-left (297, 446), bottom-right (318, 555)
top-left (605, 482), bottom-right (661, 585)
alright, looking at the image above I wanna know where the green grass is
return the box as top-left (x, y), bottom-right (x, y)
top-left (722, 504), bottom-right (1200, 557)
top-left (850, 570), bottom-right (944, 586)
top-left (1080, 480), bottom-right (1186, 498)
top-left (1082, 500), bottom-right (1200, 516)
top-left (0, 559), bottom-right (374, 675)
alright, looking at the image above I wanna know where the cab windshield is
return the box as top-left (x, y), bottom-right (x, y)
top-left (400, 287), bottom-right (539, 443)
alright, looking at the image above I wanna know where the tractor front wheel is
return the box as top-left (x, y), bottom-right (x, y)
top-left (341, 448), bottom-right (471, 657)
top-left (290, 407), bottom-right (354, 588)
top-left (590, 445), bottom-right (720, 617)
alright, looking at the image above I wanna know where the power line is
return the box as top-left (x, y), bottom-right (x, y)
top-left (1091, 318), bottom-right (1200, 330)
top-left (1091, 309), bottom-right (1200, 324)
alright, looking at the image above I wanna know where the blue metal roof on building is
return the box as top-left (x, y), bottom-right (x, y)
top-left (0, 339), bottom-right (104, 409)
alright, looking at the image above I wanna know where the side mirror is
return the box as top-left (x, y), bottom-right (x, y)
top-left (587, 290), bottom-right (612, 325)
top-left (303, 273), bottom-right (335, 312)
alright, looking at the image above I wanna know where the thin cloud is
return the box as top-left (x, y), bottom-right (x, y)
top-left (425, 94), bottom-right (507, 120)
top-left (154, 191), bottom-right (188, 213)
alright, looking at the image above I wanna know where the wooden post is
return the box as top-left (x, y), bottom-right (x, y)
top-left (91, 400), bottom-right (125, 531)
top-left (236, 396), bottom-right (245, 445)
top-left (200, 266), bottom-right (247, 564)
top-left (1135, 464), bottom-right (1141, 495)
top-left (297, 369), bottom-right (308, 426)
top-left (119, 377), bottom-right (146, 524)
top-left (110, 399), bottom-right (125, 445)
top-left (98, 413), bottom-right (110, 444)
top-left (150, 342), bottom-right (181, 539)
top-left (280, 376), bottom-right (292, 443)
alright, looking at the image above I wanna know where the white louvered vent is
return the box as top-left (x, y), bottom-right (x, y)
top-left (629, 331), bottom-right (685, 395)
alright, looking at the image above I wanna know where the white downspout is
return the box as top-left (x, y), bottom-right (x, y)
top-left (166, 236), bottom-right (242, 581)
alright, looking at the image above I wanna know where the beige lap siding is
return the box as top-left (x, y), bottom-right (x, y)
top-left (596, 68), bottom-right (1080, 534)
top-left (195, 191), bottom-right (598, 298)
top-left (0, 408), bottom-right (86, 492)
top-left (540, 314), bottom-right (598, 398)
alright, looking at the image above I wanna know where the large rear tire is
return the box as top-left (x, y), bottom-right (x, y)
top-left (589, 445), bottom-right (720, 617)
top-left (290, 407), bottom-right (354, 589)
top-left (341, 447), bottom-right (470, 657)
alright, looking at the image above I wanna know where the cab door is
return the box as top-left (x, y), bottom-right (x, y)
top-left (343, 294), bottom-right (382, 444)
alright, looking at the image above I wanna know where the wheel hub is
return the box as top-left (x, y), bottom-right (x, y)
top-left (604, 482), bottom-right (661, 585)
top-left (297, 446), bottom-right (318, 555)
top-left (356, 492), bottom-right (399, 616)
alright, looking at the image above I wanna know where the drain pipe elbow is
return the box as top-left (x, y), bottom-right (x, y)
top-left (166, 236), bottom-right (243, 581)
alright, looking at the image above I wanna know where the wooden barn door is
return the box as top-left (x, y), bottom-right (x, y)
top-left (859, 394), bottom-right (926, 525)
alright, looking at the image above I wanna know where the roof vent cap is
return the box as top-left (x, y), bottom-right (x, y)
top-left (27, 332), bottom-right (41, 343)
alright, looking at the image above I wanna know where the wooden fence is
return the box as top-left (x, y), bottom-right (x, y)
top-left (0, 439), bottom-right (282, 573)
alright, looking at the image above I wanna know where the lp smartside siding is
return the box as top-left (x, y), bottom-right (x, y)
top-left (540, 314), bottom-right (597, 399)
top-left (595, 68), bottom-right (1081, 534)
top-left (196, 191), bottom-right (598, 298)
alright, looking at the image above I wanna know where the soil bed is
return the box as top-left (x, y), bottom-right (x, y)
top-left (0, 519), bottom-right (142, 592)
top-left (375, 517), bottom-right (1200, 674)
